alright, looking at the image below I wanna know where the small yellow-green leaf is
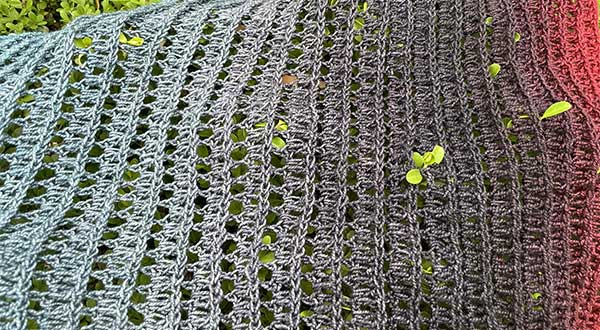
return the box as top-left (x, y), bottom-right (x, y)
top-left (432, 145), bottom-right (445, 164)
top-left (597, 167), bottom-right (600, 174)
top-left (514, 32), bottom-right (521, 42)
top-left (254, 122), bottom-right (267, 128)
top-left (518, 114), bottom-right (529, 119)
top-left (353, 17), bottom-right (365, 31)
top-left (74, 54), bottom-right (86, 66)
top-left (300, 310), bottom-right (314, 318)
top-left (530, 292), bottom-right (542, 300)
top-left (421, 259), bottom-right (433, 275)
top-left (358, 2), bottom-right (368, 12)
top-left (423, 152), bottom-right (435, 166)
top-left (258, 250), bottom-right (275, 263)
top-left (261, 235), bottom-right (272, 245)
top-left (230, 128), bottom-right (247, 142)
top-left (17, 94), bottom-right (35, 104)
top-left (412, 152), bottom-right (424, 168)
top-left (128, 37), bottom-right (144, 46)
top-left (272, 137), bottom-right (286, 149)
top-left (485, 16), bottom-right (493, 25)
top-left (119, 32), bottom-right (128, 44)
top-left (275, 119), bottom-right (288, 132)
top-left (74, 37), bottom-right (93, 49)
top-left (489, 63), bottom-right (501, 78)
top-left (540, 101), bottom-right (572, 120)
top-left (328, 0), bottom-right (338, 6)
top-left (406, 169), bottom-right (422, 185)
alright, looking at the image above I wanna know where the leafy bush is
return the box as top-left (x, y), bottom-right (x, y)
top-left (0, 0), bottom-right (159, 35)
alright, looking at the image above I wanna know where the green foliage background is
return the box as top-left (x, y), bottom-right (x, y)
top-left (1, 1), bottom-right (599, 35)
top-left (0, 0), bottom-right (159, 35)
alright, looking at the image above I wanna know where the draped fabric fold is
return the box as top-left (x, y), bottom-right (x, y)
top-left (0, 0), bottom-right (599, 329)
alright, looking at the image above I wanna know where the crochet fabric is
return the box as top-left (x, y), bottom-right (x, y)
top-left (1, 0), bottom-right (600, 329)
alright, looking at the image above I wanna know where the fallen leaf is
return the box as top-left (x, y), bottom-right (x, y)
top-left (282, 74), bottom-right (298, 85)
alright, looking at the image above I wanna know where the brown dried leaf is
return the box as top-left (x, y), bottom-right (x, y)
top-left (282, 74), bottom-right (298, 85)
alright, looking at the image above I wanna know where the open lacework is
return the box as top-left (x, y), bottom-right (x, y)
top-left (0, 0), bottom-right (599, 329)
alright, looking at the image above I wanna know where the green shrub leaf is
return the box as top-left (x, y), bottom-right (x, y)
top-left (353, 17), bottom-right (365, 30)
top-left (423, 152), bottom-right (435, 167)
top-left (258, 250), bottom-right (275, 263)
top-left (540, 101), bottom-right (572, 120)
top-left (261, 235), bottom-right (272, 245)
top-left (358, 2), bottom-right (368, 12)
top-left (432, 145), bottom-right (445, 164)
top-left (128, 36), bottom-right (144, 46)
top-left (275, 119), bottom-right (288, 132)
top-left (74, 37), bottom-right (93, 49)
top-left (412, 152), bottom-right (424, 168)
top-left (300, 310), bottom-right (314, 318)
top-left (272, 137), bottom-right (286, 149)
top-left (406, 169), bottom-right (422, 185)
top-left (119, 32), bottom-right (128, 43)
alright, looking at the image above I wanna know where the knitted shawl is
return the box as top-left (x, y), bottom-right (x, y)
top-left (1, 0), bottom-right (600, 329)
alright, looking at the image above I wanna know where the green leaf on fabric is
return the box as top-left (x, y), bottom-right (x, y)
top-left (261, 235), bottom-right (272, 245)
top-left (358, 2), bottom-right (368, 12)
top-left (17, 94), bottom-right (35, 104)
top-left (128, 37), bottom-right (144, 46)
top-left (406, 169), bottom-right (422, 185)
top-left (540, 101), bottom-right (572, 120)
top-left (488, 63), bottom-right (501, 78)
top-left (530, 292), bottom-right (542, 300)
top-left (258, 250), bottom-right (275, 263)
top-left (74, 53), bottom-right (86, 66)
top-left (432, 145), bottom-right (445, 164)
top-left (119, 32), bottom-right (128, 43)
top-left (423, 152), bottom-right (435, 167)
top-left (540, 101), bottom-right (573, 120)
top-left (412, 152), bottom-right (424, 168)
top-left (353, 17), bottom-right (365, 30)
top-left (514, 32), bottom-right (521, 42)
top-left (228, 200), bottom-right (243, 215)
top-left (272, 137), bottom-right (286, 149)
top-left (300, 310), bottom-right (314, 318)
top-left (421, 259), bottom-right (434, 275)
top-left (275, 119), bottom-right (288, 131)
top-left (74, 37), bottom-right (93, 49)
top-left (230, 128), bottom-right (247, 142)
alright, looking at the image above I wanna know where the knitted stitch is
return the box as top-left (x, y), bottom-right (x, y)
top-left (0, 0), bottom-right (599, 329)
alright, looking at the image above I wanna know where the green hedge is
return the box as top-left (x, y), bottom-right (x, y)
top-left (0, 0), bottom-right (159, 35)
